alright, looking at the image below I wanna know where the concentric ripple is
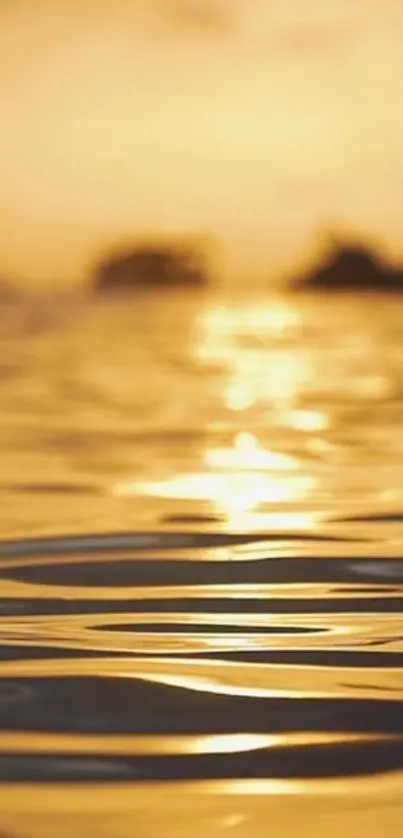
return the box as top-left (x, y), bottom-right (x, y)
top-left (0, 293), bottom-right (403, 836)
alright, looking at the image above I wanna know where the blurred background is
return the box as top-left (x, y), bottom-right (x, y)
top-left (1, 0), bottom-right (403, 289)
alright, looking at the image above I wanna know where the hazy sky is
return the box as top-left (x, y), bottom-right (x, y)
top-left (1, 0), bottom-right (403, 285)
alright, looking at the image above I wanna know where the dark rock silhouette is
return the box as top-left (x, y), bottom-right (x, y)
top-left (92, 243), bottom-right (210, 295)
top-left (291, 237), bottom-right (403, 293)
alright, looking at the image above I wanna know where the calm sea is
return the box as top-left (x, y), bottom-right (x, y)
top-left (0, 288), bottom-right (402, 837)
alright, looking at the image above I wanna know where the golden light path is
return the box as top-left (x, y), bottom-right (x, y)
top-left (113, 298), bottom-right (323, 532)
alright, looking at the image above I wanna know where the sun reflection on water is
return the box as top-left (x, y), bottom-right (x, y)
top-left (113, 298), bottom-right (322, 530)
top-left (204, 432), bottom-right (296, 472)
top-left (195, 299), bottom-right (310, 414)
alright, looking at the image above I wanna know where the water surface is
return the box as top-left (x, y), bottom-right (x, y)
top-left (0, 289), bottom-right (402, 836)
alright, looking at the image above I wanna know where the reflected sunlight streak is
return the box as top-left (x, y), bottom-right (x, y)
top-left (195, 301), bottom-right (311, 413)
top-left (115, 471), bottom-right (315, 517)
top-left (114, 299), bottom-right (319, 530)
top-left (205, 432), bottom-right (297, 471)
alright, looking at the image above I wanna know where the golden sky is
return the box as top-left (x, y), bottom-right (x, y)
top-left (0, 0), bottom-right (403, 286)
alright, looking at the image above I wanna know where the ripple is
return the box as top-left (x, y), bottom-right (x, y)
top-left (0, 529), bottom-right (367, 559)
top-left (2, 736), bottom-right (403, 783)
top-left (1, 555), bottom-right (402, 597)
top-left (0, 293), bottom-right (403, 835)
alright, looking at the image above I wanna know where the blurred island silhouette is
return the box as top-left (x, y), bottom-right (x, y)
top-left (1, 231), bottom-right (403, 297)
top-left (290, 235), bottom-right (403, 294)
top-left (92, 241), bottom-right (210, 296)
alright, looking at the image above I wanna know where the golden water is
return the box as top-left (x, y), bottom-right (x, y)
top-left (0, 289), bottom-right (402, 836)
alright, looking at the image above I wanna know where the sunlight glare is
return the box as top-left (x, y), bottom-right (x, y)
top-left (205, 432), bottom-right (297, 471)
top-left (288, 409), bottom-right (330, 433)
